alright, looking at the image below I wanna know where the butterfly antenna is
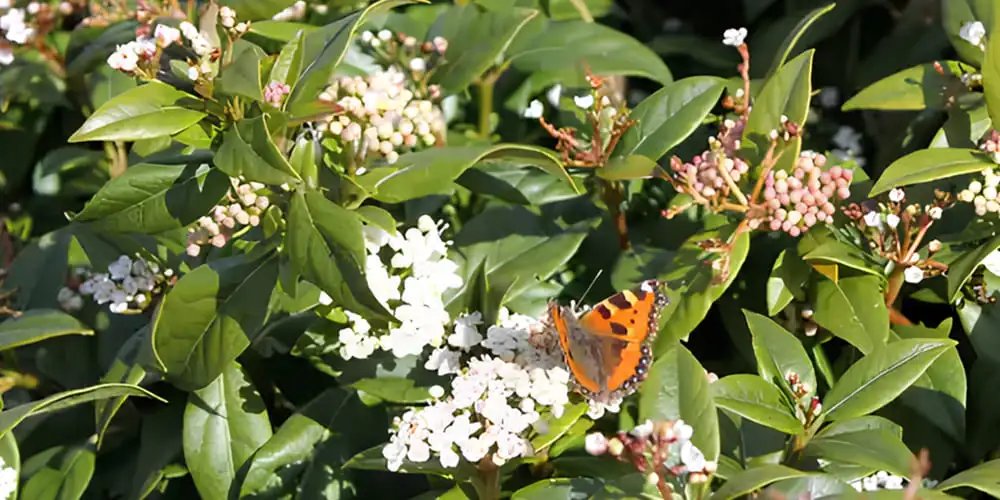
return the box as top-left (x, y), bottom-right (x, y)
top-left (576, 270), bottom-right (603, 307)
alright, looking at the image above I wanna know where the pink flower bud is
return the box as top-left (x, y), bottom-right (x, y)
top-left (222, 217), bottom-right (236, 229)
top-left (820, 172), bottom-right (831, 184)
top-left (769, 219), bottom-right (782, 231)
top-left (837, 186), bottom-right (851, 200)
top-left (788, 226), bottom-right (801, 237)
top-left (186, 243), bottom-right (201, 257)
top-left (804, 212), bottom-right (817, 226)
top-left (778, 193), bottom-right (790, 206)
top-left (585, 433), bottom-right (609, 455)
top-left (775, 179), bottom-right (788, 194)
top-left (789, 190), bottom-right (803, 205)
top-left (211, 234), bottom-right (227, 248)
top-left (824, 202), bottom-right (837, 215)
top-left (764, 187), bottom-right (777, 200)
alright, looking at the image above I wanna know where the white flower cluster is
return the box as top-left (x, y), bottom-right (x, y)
top-left (78, 255), bottom-right (172, 314)
top-left (960, 21), bottom-right (987, 50)
top-left (0, 5), bottom-right (34, 65)
top-left (849, 470), bottom-right (907, 491)
top-left (722, 27), bottom-right (747, 47)
top-left (219, 6), bottom-right (249, 35)
top-left (958, 169), bottom-right (1000, 216)
top-left (317, 67), bottom-right (446, 165)
top-left (57, 285), bottom-right (83, 312)
top-left (585, 419), bottom-right (717, 485)
top-left (382, 354), bottom-right (572, 471)
top-left (0, 455), bottom-right (16, 500)
top-left (331, 215), bottom-right (462, 359)
top-left (186, 177), bottom-right (270, 257)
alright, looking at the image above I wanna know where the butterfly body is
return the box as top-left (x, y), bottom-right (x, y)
top-left (548, 279), bottom-right (668, 403)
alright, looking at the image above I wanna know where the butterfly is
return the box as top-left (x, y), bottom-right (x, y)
top-left (547, 279), bottom-right (668, 403)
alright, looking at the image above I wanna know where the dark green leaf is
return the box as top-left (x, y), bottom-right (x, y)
top-left (743, 50), bottom-right (813, 173)
top-left (936, 458), bottom-right (1000, 497)
top-left (745, 310), bottom-right (816, 400)
top-left (269, 30), bottom-right (307, 87)
top-left (947, 232), bottom-right (1000, 301)
top-left (805, 428), bottom-right (913, 478)
top-left (511, 478), bottom-right (605, 499)
top-left (216, 41), bottom-right (265, 101)
top-left (73, 163), bottom-right (230, 234)
top-left (766, 249), bottom-right (810, 315)
top-left (95, 328), bottom-right (149, 449)
top-left (214, 116), bottom-right (302, 185)
top-left (614, 76), bottom-right (725, 162)
top-left (711, 374), bottom-right (804, 435)
top-left (893, 321), bottom-right (966, 443)
top-left (20, 443), bottom-right (95, 500)
top-left (184, 362), bottom-right (272, 500)
top-left (845, 62), bottom-right (971, 112)
top-left (0, 383), bottom-right (164, 439)
top-left (152, 252), bottom-right (279, 390)
top-left (530, 402), bottom-right (588, 452)
top-left (350, 378), bottom-right (432, 404)
top-left (822, 338), bottom-right (955, 421)
top-left (68, 81), bottom-right (206, 143)
top-left (801, 239), bottom-right (885, 278)
top-left (250, 21), bottom-right (317, 42)
top-left (765, 3), bottom-right (835, 78)
top-left (639, 341), bottom-right (719, 462)
top-left (285, 190), bottom-right (392, 319)
top-left (812, 275), bottom-right (889, 355)
top-left (869, 148), bottom-right (994, 195)
top-left (983, 7), bottom-right (1000, 128)
top-left (711, 464), bottom-right (807, 500)
top-left (0, 310), bottom-right (92, 351)
top-left (0, 229), bottom-right (71, 311)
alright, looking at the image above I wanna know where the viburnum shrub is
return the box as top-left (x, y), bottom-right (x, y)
top-left (4, 1), bottom-right (1000, 499)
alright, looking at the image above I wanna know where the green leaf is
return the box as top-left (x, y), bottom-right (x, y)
top-left (765, 3), bottom-right (835, 78)
top-left (936, 458), bottom-right (1000, 497)
top-left (428, 6), bottom-right (539, 93)
top-left (893, 321), bottom-right (966, 443)
top-left (595, 155), bottom-right (658, 181)
top-left (449, 205), bottom-right (587, 306)
top-left (822, 338), bottom-right (955, 421)
top-left (743, 50), bottom-right (813, 173)
top-left (285, 190), bottom-right (392, 319)
top-left (801, 239), bottom-right (885, 279)
top-left (68, 81), bottom-right (206, 143)
top-left (95, 328), bottom-right (149, 449)
top-left (651, 223), bottom-right (750, 351)
top-left (0, 383), bottom-right (164, 439)
top-left (745, 310), bottom-right (817, 399)
top-left (366, 144), bottom-right (575, 204)
top-left (214, 116), bottom-right (301, 185)
top-left (766, 249), bottom-right (810, 315)
top-left (184, 362), bottom-right (272, 500)
top-left (947, 232), bottom-right (1000, 301)
top-left (511, 478), bottom-right (605, 499)
top-left (269, 30), bottom-right (307, 87)
top-left (0, 434), bottom-right (18, 498)
top-left (530, 402), bottom-right (589, 452)
top-left (216, 41), bottom-right (265, 101)
top-left (219, 0), bottom-right (300, 20)
top-left (456, 163), bottom-right (584, 206)
top-left (20, 443), bottom-right (95, 500)
top-left (250, 21), bottom-right (317, 42)
top-left (844, 62), bottom-right (970, 111)
top-left (812, 275), bottom-right (889, 355)
top-left (711, 464), bottom-right (807, 500)
top-left (869, 148), bottom-right (994, 196)
top-left (286, 0), bottom-right (414, 118)
top-left (73, 163), bottom-right (230, 234)
top-left (711, 374), bottom-right (804, 435)
top-left (639, 341), bottom-right (719, 462)
top-left (764, 475), bottom-right (854, 498)
top-left (0, 229), bottom-right (71, 311)
top-left (350, 378), bottom-right (432, 404)
top-left (804, 428), bottom-right (913, 478)
top-left (931, 103), bottom-right (993, 149)
top-left (152, 252), bottom-right (279, 391)
top-left (0, 310), bottom-right (92, 351)
top-left (983, 7), bottom-right (1000, 128)
top-left (614, 76), bottom-right (725, 162)
top-left (344, 443), bottom-right (473, 477)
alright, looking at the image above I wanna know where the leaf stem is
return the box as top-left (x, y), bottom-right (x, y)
top-left (477, 79), bottom-right (495, 140)
top-left (567, 0), bottom-right (594, 22)
top-left (472, 457), bottom-right (501, 500)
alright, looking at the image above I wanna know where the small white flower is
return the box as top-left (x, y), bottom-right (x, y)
top-left (108, 255), bottom-right (133, 281)
top-left (429, 385), bottom-right (445, 398)
top-left (680, 440), bottom-right (706, 471)
top-left (154, 24), bottom-right (181, 47)
top-left (585, 432), bottom-right (608, 455)
top-left (863, 211), bottom-right (883, 229)
top-left (179, 21), bottom-right (199, 40)
top-left (409, 57), bottom-right (426, 72)
top-left (573, 94), bottom-right (594, 109)
top-left (546, 84), bottom-right (562, 107)
top-left (904, 266), bottom-right (924, 284)
top-left (885, 213), bottom-right (900, 228)
top-left (378, 29), bottom-right (392, 41)
top-left (318, 291), bottom-right (333, 306)
top-left (928, 206), bottom-right (943, 220)
top-left (631, 420), bottom-right (654, 439)
top-left (0, 457), bottom-right (15, 500)
top-left (888, 188), bottom-right (905, 203)
top-left (960, 21), bottom-right (987, 48)
top-left (448, 312), bottom-right (484, 349)
top-left (424, 347), bottom-right (461, 375)
top-left (833, 125), bottom-right (863, 153)
top-left (0, 47), bottom-right (13, 66)
top-left (523, 99), bottom-right (544, 119)
top-left (722, 27), bottom-right (748, 47)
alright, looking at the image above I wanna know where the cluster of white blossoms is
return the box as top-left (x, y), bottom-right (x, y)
top-left (317, 67), bottom-right (446, 165)
top-left (382, 354), bottom-right (572, 471)
top-left (957, 131), bottom-right (1000, 215)
top-left (0, 4), bottom-right (34, 65)
top-left (331, 215), bottom-right (463, 359)
top-left (0, 455), bottom-right (16, 500)
top-left (960, 21), bottom-right (987, 50)
top-left (186, 177), bottom-right (270, 257)
top-left (78, 255), bottom-right (172, 314)
top-left (849, 471), bottom-right (907, 491)
top-left (585, 419), bottom-right (717, 487)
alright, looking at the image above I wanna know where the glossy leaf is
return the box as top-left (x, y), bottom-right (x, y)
top-left (511, 478), bottom-right (605, 499)
top-left (68, 81), bottom-right (206, 143)
top-left (20, 443), bottom-right (96, 500)
top-left (639, 341), bottom-right (719, 462)
top-left (286, 0), bottom-right (414, 117)
top-left (936, 459), bottom-right (1000, 497)
top-left (152, 252), bottom-right (279, 391)
top-left (614, 76), bottom-right (726, 162)
top-left (843, 62), bottom-right (970, 111)
top-left (365, 144), bottom-right (575, 203)
top-left (0, 229), bottom-right (71, 311)
top-left (350, 378), bottom-right (432, 404)
top-left (219, 0), bottom-right (301, 20)
top-left (765, 3), bottom-right (835, 78)
top-left (766, 249), bottom-right (810, 315)
top-left (250, 21), bottom-right (317, 42)
top-left (745, 310), bottom-right (816, 399)
top-left (216, 41), bottom-right (265, 101)
top-left (743, 50), bottom-right (813, 172)
top-left (801, 239), bottom-right (884, 278)
top-left (822, 338), bottom-right (955, 421)
top-left (804, 428), bottom-right (913, 478)
top-left (947, 232), bottom-right (1000, 301)
top-left (711, 374), bottom-right (804, 435)
top-left (269, 30), bottom-right (307, 87)
top-left (0, 383), bottom-right (164, 439)
top-left (812, 275), bottom-right (889, 355)
top-left (95, 328), bottom-right (149, 449)
top-left (595, 155), bottom-right (658, 181)
top-left (0, 310), bottom-right (92, 351)
top-left (983, 7), bottom-right (1000, 128)
top-left (73, 163), bottom-right (230, 234)
top-left (711, 465), bottom-right (807, 500)
top-left (893, 322), bottom-right (966, 443)
top-left (184, 362), bottom-right (272, 500)
top-left (428, 6), bottom-right (539, 93)
top-left (285, 190), bottom-right (392, 319)
top-left (214, 116), bottom-right (301, 185)
top-left (869, 148), bottom-right (994, 196)
top-left (530, 403), bottom-right (589, 452)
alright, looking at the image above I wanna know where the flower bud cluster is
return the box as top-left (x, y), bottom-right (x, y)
top-left (271, 1), bottom-right (307, 21)
top-left (359, 29), bottom-right (448, 95)
top-left (78, 255), bottom-right (173, 314)
top-left (585, 419), bottom-right (716, 490)
top-left (786, 371), bottom-right (822, 423)
top-left (317, 65), bottom-right (446, 165)
top-left (218, 6), bottom-right (249, 36)
top-left (263, 81), bottom-right (290, 107)
top-left (750, 152), bottom-right (852, 236)
top-left (667, 117), bottom-right (750, 202)
top-left (56, 267), bottom-right (89, 313)
top-left (957, 134), bottom-right (1000, 215)
top-left (186, 177), bottom-right (270, 257)
top-left (849, 471), bottom-right (908, 492)
top-left (0, 6), bottom-right (35, 65)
